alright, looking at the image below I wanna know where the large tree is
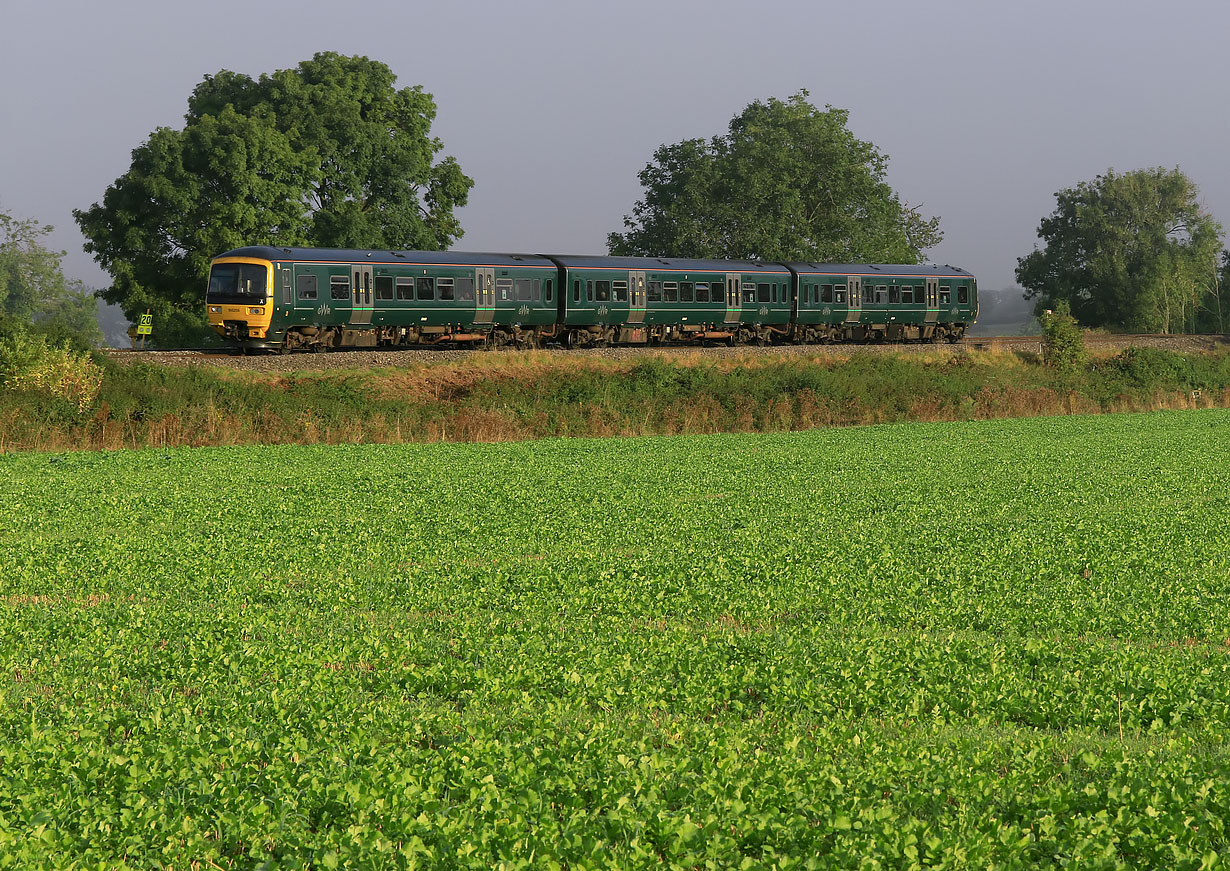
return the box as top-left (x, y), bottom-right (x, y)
top-left (1016, 167), bottom-right (1224, 333)
top-left (0, 205), bottom-right (101, 347)
top-left (75, 53), bottom-right (473, 344)
top-left (608, 91), bottom-right (942, 262)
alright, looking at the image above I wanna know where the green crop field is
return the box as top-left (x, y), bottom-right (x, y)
top-left (2, 410), bottom-right (1229, 869)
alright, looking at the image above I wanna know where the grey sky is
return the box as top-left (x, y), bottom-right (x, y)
top-left (3, 0), bottom-right (1228, 297)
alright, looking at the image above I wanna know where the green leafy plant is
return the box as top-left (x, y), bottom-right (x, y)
top-left (1, 410), bottom-right (1228, 866)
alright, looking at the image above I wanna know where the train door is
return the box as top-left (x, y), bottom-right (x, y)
top-left (628, 270), bottom-right (646, 323)
top-left (846, 276), bottom-right (862, 324)
top-left (925, 277), bottom-right (939, 324)
top-left (476, 267), bottom-right (495, 324)
top-left (725, 273), bottom-right (741, 324)
top-left (350, 264), bottom-right (373, 325)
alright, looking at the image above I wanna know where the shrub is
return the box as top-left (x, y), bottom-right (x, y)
top-left (1040, 300), bottom-right (1086, 374)
top-left (0, 332), bottom-right (103, 413)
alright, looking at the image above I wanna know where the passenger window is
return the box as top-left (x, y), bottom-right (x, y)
top-left (958, 286), bottom-right (968, 304)
top-left (375, 275), bottom-right (394, 300)
top-left (664, 282), bottom-right (678, 302)
top-left (939, 286), bottom-right (951, 304)
top-left (515, 278), bottom-right (534, 301)
top-left (695, 282), bottom-right (709, 302)
top-left (757, 283), bottom-right (770, 303)
top-left (875, 286), bottom-right (887, 304)
top-left (573, 280), bottom-right (581, 302)
top-left (742, 283), bottom-right (755, 304)
top-left (455, 277), bottom-right (475, 301)
top-left (438, 277), bottom-right (455, 301)
top-left (417, 276), bottom-right (435, 300)
top-left (647, 281), bottom-right (662, 302)
top-left (821, 285), bottom-right (833, 304)
top-left (594, 280), bottom-right (610, 302)
top-left (330, 276), bottom-right (349, 300)
top-left (613, 280), bottom-right (628, 302)
top-left (680, 282), bottom-right (693, 302)
top-left (396, 278), bottom-right (414, 300)
top-left (497, 278), bottom-right (513, 301)
top-left (888, 286), bottom-right (899, 304)
top-left (545, 278), bottom-right (553, 302)
top-left (297, 274), bottom-right (318, 300)
top-left (586, 280), bottom-right (593, 302)
top-left (835, 288), bottom-right (846, 305)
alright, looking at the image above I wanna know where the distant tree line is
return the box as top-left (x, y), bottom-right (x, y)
top-left (1016, 167), bottom-right (1225, 333)
top-left (40, 55), bottom-right (1230, 343)
top-left (0, 205), bottom-right (100, 348)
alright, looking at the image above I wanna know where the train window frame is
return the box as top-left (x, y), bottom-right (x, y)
top-left (757, 283), bottom-right (770, 304)
top-left (297, 274), bottom-right (318, 301)
top-left (663, 281), bottom-right (678, 302)
top-left (835, 286), bottom-right (847, 305)
top-left (417, 276), bottom-right (435, 301)
top-left (330, 276), bottom-right (349, 301)
top-left (438, 277), bottom-right (455, 301)
top-left (594, 279), bottom-right (610, 302)
top-left (515, 278), bottom-right (534, 301)
top-left (742, 282), bottom-right (755, 304)
top-left (545, 278), bottom-right (553, 303)
top-left (695, 282), bottom-right (709, 303)
top-left (497, 277), bottom-right (513, 301)
top-left (958, 286), bottom-right (968, 304)
top-left (375, 275), bottom-right (394, 301)
top-left (889, 286), bottom-right (900, 304)
top-left (613, 280), bottom-right (628, 302)
top-left (875, 285), bottom-right (888, 305)
top-left (821, 284), bottom-right (833, 304)
top-left (455, 276), bottom-right (475, 302)
top-left (586, 280), bottom-right (593, 302)
top-left (680, 281), bottom-right (693, 302)
top-left (939, 286), bottom-right (951, 305)
top-left (573, 280), bottom-right (581, 303)
top-left (395, 278), bottom-right (414, 300)
top-left (647, 281), bottom-right (663, 302)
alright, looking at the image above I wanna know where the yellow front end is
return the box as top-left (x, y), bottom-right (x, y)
top-left (206, 256), bottom-right (276, 347)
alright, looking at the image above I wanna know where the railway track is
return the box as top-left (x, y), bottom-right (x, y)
top-left (103, 333), bottom-right (1228, 372)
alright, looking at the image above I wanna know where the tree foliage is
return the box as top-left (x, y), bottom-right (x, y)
top-left (0, 205), bottom-right (101, 348)
top-left (1016, 167), bottom-right (1224, 333)
top-left (608, 92), bottom-right (942, 263)
top-left (74, 53), bottom-right (474, 345)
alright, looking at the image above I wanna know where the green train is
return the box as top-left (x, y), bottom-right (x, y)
top-left (206, 247), bottom-right (977, 352)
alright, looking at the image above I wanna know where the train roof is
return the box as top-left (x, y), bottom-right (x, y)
top-left (213, 246), bottom-right (557, 269)
top-left (213, 248), bottom-right (975, 280)
top-left (787, 262), bottom-right (976, 278)
top-left (546, 254), bottom-right (790, 274)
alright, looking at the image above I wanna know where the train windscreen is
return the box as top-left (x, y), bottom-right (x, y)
top-left (207, 263), bottom-right (268, 304)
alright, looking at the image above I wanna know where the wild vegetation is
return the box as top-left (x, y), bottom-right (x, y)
top-left (0, 344), bottom-right (1227, 453)
top-left (2, 410), bottom-right (1228, 867)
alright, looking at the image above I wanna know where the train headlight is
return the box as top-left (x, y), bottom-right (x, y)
top-left (249, 307), bottom-right (264, 315)
top-left (209, 306), bottom-right (221, 313)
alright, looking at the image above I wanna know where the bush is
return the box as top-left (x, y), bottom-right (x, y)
top-left (1040, 301), bottom-right (1086, 375)
top-left (0, 332), bottom-right (103, 413)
